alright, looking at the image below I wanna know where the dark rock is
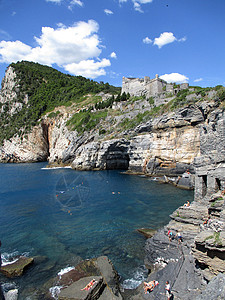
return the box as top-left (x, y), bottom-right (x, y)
top-left (0, 256), bottom-right (34, 278)
top-left (137, 228), bottom-right (157, 239)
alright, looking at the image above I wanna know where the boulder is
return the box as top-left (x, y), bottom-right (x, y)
top-left (137, 228), bottom-right (156, 239)
top-left (58, 276), bottom-right (104, 300)
top-left (0, 256), bottom-right (34, 278)
top-left (48, 256), bottom-right (122, 300)
top-left (4, 289), bottom-right (18, 300)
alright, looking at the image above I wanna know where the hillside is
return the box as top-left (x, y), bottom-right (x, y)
top-left (0, 61), bottom-right (224, 178)
top-left (0, 61), bottom-right (120, 144)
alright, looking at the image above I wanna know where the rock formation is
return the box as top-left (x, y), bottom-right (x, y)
top-left (128, 98), bottom-right (225, 299)
top-left (1, 64), bottom-right (224, 182)
top-left (0, 256), bottom-right (34, 278)
top-left (47, 256), bottom-right (123, 300)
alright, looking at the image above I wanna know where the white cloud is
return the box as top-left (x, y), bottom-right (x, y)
top-left (68, 0), bottom-right (83, 10)
top-left (135, 0), bottom-right (153, 3)
top-left (0, 40), bottom-right (32, 63)
top-left (46, 0), bottom-right (84, 9)
top-left (110, 52), bottom-right (117, 59)
top-left (153, 32), bottom-right (176, 49)
top-left (104, 9), bottom-right (113, 15)
top-left (143, 37), bottom-right (152, 44)
top-left (0, 20), bottom-right (111, 79)
top-left (0, 29), bottom-right (11, 40)
top-left (65, 59), bottom-right (111, 78)
top-left (160, 73), bottom-right (189, 83)
top-left (153, 32), bottom-right (186, 48)
top-left (12, 11), bottom-right (16, 16)
top-left (133, 2), bottom-right (143, 12)
top-left (178, 36), bottom-right (187, 42)
top-left (46, 0), bottom-right (62, 3)
top-left (194, 78), bottom-right (203, 82)
top-left (119, 0), bottom-right (153, 12)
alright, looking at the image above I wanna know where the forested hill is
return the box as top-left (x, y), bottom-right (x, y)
top-left (0, 61), bottom-right (121, 144)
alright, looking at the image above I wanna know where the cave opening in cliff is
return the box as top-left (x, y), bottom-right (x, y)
top-left (202, 175), bottom-right (208, 197)
top-left (215, 178), bottom-right (221, 192)
top-left (41, 123), bottom-right (50, 160)
top-left (106, 153), bottom-right (130, 170)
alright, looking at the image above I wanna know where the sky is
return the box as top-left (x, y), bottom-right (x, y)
top-left (0, 0), bottom-right (225, 88)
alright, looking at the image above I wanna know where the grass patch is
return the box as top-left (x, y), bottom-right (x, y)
top-left (67, 110), bottom-right (107, 134)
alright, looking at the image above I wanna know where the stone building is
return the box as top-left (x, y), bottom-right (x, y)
top-left (121, 74), bottom-right (189, 99)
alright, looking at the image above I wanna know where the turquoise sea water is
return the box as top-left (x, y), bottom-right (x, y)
top-left (0, 162), bottom-right (193, 298)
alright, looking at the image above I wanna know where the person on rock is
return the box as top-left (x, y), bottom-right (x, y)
top-left (143, 280), bottom-right (159, 293)
top-left (175, 232), bottom-right (183, 244)
top-left (167, 230), bottom-right (173, 242)
top-left (165, 281), bottom-right (172, 299)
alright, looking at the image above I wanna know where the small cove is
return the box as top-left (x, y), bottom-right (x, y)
top-left (0, 162), bottom-right (194, 297)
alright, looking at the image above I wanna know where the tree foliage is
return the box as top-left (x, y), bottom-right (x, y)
top-left (0, 61), bottom-right (121, 144)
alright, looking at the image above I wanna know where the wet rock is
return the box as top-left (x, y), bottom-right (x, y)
top-left (137, 228), bottom-right (157, 239)
top-left (0, 256), bottom-right (34, 278)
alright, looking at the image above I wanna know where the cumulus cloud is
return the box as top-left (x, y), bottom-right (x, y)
top-left (153, 32), bottom-right (176, 48)
top-left (160, 73), bottom-right (189, 83)
top-left (150, 32), bottom-right (187, 48)
top-left (110, 52), bottom-right (117, 59)
top-left (194, 78), bottom-right (203, 82)
top-left (104, 9), bottom-right (113, 15)
top-left (143, 37), bottom-right (152, 44)
top-left (65, 59), bottom-right (111, 78)
top-left (0, 20), bottom-right (111, 79)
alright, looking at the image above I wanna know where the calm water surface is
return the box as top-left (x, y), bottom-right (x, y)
top-left (0, 162), bottom-right (193, 298)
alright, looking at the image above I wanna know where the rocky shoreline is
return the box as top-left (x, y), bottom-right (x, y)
top-left (1, 188), bottom-right (224, 300)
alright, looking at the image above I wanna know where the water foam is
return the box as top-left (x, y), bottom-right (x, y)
top-left (1, 251), bottom-right (30, 266)
top-left (41, 166), bottom-right (72, 170)
top-left (49, 285), bottom-right (63, 300)
top-left (121, 265), bottom-right (148, 289)
top-left (58, 266), bottom-right (75, 278)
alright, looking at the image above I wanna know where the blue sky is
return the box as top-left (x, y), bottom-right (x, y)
top-left (0, 0), bottom-right (225, 87)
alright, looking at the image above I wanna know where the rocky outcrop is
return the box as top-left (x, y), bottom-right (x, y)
top-left (0, 256), bottom-right (34, 278)
top-left (196, 273), bottom-right (225, 300)
top-left (1, 63), bottom-right (224, 180)
top-left (131, 106), bottom-right (225, 299)
top-left (48, 256), bottom-right (123, 300)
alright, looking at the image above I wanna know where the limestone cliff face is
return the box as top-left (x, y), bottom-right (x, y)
top-left (68, 105), bottom-right (204, 175)
top-left (0, 124), bottom-right (48, 163)
top-left (0, 66), bottom-right (28, 115)
top-left (0, 65), bottom-right (223, 179)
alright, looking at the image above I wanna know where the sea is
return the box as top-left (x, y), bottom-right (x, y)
top-left (0, 162), bottom-right (193, 299)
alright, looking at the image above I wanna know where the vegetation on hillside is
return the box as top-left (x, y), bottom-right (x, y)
top-left (0, 61), bottom-right (121, 144)
top-left (0, 60), bottom-right (224, 144)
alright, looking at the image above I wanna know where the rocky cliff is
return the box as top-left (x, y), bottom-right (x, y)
top-left (1, 63), bottom-right (224, 181)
